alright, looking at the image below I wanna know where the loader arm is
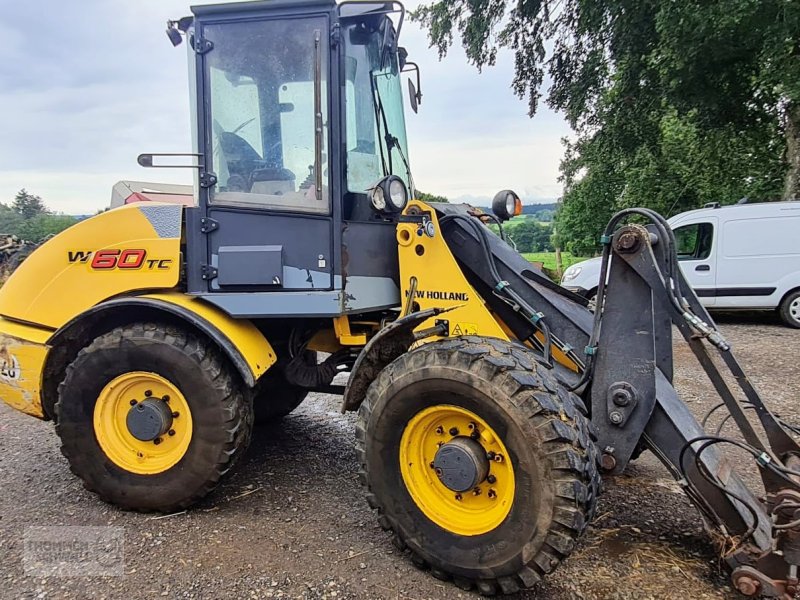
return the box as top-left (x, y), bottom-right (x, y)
top-left (430, 204), bottom-right (800, 598)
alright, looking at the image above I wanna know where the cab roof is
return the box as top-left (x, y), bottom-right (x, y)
top-left (192, 0), bottom-right (336, 17)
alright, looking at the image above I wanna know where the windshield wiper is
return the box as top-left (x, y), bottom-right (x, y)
top-left (370, 72), bottom-right (415, 196)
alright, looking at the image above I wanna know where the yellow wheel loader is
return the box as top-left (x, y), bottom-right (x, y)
top-left (1, 1), bottom-right (799, 597)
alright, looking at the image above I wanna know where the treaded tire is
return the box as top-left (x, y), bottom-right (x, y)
top-left (779, 290), bottom-right (800, 329)
top-left (252, 371), bottom-right (309, 424)
top-left (356, 336), bottom-right (600, 595)
top-left (252, 351), bottom-right (316, 424)
top-left (55, 322), bottom-right (253, 512)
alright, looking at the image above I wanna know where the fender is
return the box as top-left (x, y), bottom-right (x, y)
top-left (42, 293), bottom-right (276, 419)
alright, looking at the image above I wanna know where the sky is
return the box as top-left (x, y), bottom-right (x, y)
top-left (0, 0), bottom-right (571, 214)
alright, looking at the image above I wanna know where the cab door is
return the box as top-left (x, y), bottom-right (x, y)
top-left (190, 12), bottom-right (338, 295)
top-left (674, 219), bottom-right (717, 306)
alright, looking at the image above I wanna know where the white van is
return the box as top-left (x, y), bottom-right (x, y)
top-left (560, 201), bottom-right (800, 327)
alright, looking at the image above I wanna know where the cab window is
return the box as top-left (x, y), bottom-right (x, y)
top-left (205, 17), bottom-right (329, 214)
top-left (674, 222), bottom-right (714, 260)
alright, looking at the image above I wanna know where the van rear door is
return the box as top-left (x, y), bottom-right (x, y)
top-left (715, 212), bottom-right (800, 308)
top-left (673, 219), bottom-right (717, 306)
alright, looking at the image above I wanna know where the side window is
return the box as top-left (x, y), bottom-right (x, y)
top-left (674, 223), bottom-right (714, 260)
top-left (205, 17), bottom-right (329, 214)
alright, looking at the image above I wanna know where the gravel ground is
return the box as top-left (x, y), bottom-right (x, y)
top-left (0, 314), bottom-right (798, 600)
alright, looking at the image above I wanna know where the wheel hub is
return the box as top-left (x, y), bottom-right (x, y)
top-left (126, 398), bottom-right (173, 442)
top-left (433, 437), bottom-right (489, 492)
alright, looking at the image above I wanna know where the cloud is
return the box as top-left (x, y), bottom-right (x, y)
top-left (0, 0), bottom-right (570, 213)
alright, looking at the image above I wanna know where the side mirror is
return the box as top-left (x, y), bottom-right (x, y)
top-left (137, 153), bottom-right (204, 169)
top-left (402, 62), bottom-right (423, 113)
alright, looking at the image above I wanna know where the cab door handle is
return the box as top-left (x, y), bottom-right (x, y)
top-left (695, 265), bottom-right (710, 272)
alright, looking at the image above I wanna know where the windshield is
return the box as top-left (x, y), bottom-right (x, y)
top-left (344, 21), bottom-right (410, 194)
top-left (204, 17), bottom-right (329, 214)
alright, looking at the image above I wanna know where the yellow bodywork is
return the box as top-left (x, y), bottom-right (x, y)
top-left (0, 203), bottom-right (182, 329)
top-left (398, 201), bottom-right (510, 341)
top-left (0, 204), bottom-right (277, 420)
top-left (0, 319), bottom-right (51, 417)
top-left (141, 292), bottom-right (276, 380)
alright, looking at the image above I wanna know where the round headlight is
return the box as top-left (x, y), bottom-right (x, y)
top-left (492, 189), bottom-right (522, 222)
top-left (371, 186), bottom-right (387, 211)
top-left (387, 177), bottom-right (409, 211)
top-left (562, 266), bottom-right (582, 282)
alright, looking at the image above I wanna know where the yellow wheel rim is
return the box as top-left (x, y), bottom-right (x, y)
top-left (400, 405), bottom-right (515, 536)
top-left (93, 372), bottom-right (193, 475)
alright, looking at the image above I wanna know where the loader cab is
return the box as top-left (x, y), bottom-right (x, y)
top-left (181, 0), bottom-right (411, 318)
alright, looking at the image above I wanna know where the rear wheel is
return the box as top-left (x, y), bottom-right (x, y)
top-left (356, 337), bottom-right (600, 595)
top-left (55, 322), bottom-right (253, 512)
top-left (252, 351), bottom-right (316, 423)
top-left (779, 290), bottom-right (800, 328)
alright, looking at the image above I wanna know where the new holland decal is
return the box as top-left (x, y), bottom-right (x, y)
top-left (405, 289), bottom-right (470, 302)
top-left (68, 250), bottom-right (173, 271)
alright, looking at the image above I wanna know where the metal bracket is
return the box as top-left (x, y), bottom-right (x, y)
top-left (607, 381), bottom-right (638, 427)
top-left (200, 217), bottom-right (218, 234)
top-left (192, 36), bottom-right (214, 54)
top-left (200, 265), bottom-right (218, 281)
top-left (434, 319), bottom-right (450, 337)
top-left (199, 172), bottom-right (218, 188)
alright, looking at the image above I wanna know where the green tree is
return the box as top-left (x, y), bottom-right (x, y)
top-left (416, 190), bottom-right (449, 203)
top-left (413, 0), bottom-right (798, 253)
top-left (508, 219), bottom-right (554, 253)
top-left (12, 189), bottom-right (48, 219)
top-left (0, 191), bottom-right (78, 243)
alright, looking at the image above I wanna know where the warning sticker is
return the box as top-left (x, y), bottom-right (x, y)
top-left (451, 322), bottom-right (478, 336)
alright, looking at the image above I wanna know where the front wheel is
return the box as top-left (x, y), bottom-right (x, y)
top-left (356, 337), bottom-right (600, 595)
top-left (55, 323), bottom-right (253, 512)
top-left (779, 290), bottom-right (800, 328)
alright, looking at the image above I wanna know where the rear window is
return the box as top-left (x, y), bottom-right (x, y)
top-left (674, 222), bottom-right (713, 260)
top-left (723, 216), bottom-right (800, 257)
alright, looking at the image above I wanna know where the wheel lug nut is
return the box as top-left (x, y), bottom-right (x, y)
top-left (130, 400), bottom-right (137, 406)
top-left (162, 395), bottom-right (170, 402)
top-left (472, 487), bottom-right (481, 496)
top-left (437, 441), bottom-right (444, 448)
top-left (168, 430), bottom-right (176, 437)
top-left (144, 390), bottom-right (153, 397)
top-left (435, 426), bottom-right (444, 435)
top-left (493, 454), bottom-right (504, 463)
top-left (172, 412), bottom-right (180, 418)
top-left (486, 451), bottom-right (496, 460)
top-left (468, 422), bottom-right (476, 430)
top-left (153, 438), bottom-right (162, 445)
top-left (435, 468), bottom-right (443, 477)
top-left (449, 427), bottom-right (459, 436)
top-left (488, 489), bottom-right (497, 499)
top-left (454, 493), bottom-right (462, 501)
top-left (470, 430), bottom-right (480, 440)
top-left (487, 474), bottom-right (497, 484)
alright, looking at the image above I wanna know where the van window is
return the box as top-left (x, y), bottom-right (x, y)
top-left (674, 222), bottom-right (713, 260)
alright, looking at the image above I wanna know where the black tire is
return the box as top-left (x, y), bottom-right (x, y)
top-left (356, 336), bottom-right (600, 595)
top-left (55, 322), bottom-right (254, 512)
top-left (252, 350), bottom-right (317, 423)
top-left (252, 369), bottom-right (309, 424)
top-left (779, 290), bottom-right (800, 329)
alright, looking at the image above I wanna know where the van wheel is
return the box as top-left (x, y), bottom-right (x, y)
top-left (779, 290), bottom-right (800, 329)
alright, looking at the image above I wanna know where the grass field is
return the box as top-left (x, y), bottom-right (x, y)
top-left (522, 252), bottom-right (589, 280)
